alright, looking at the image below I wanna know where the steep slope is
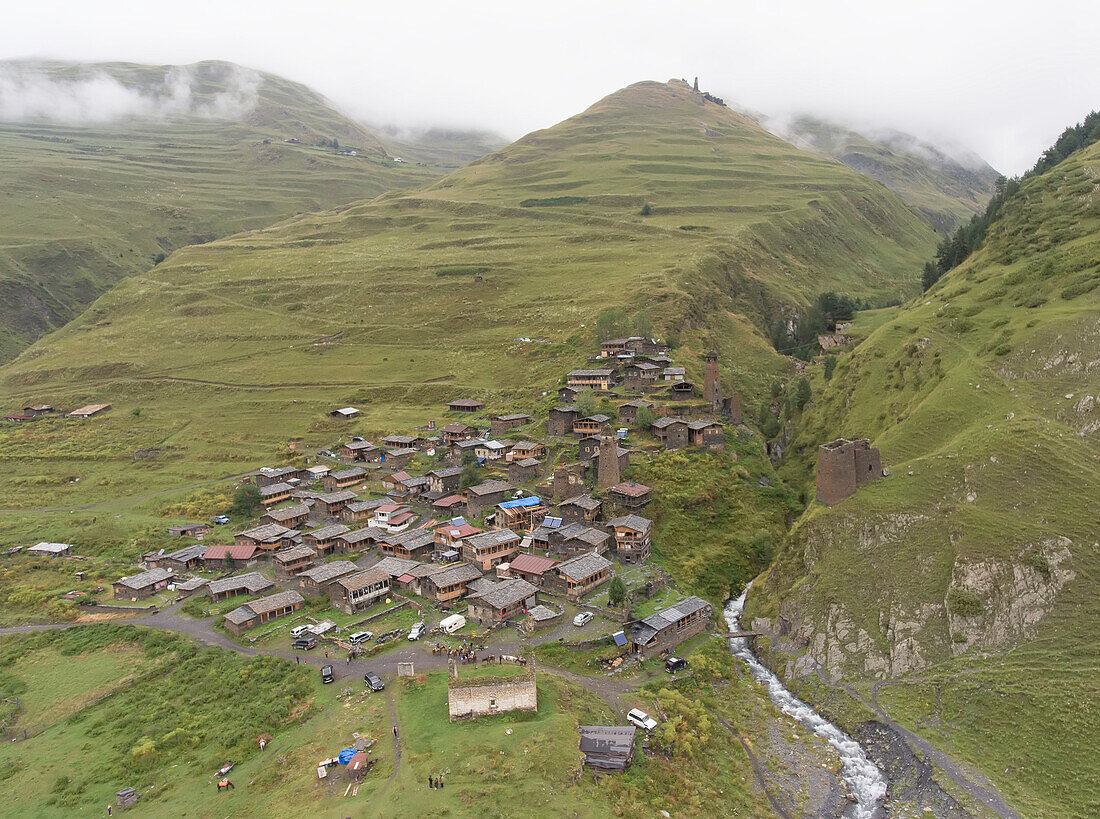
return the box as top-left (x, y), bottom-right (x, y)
top-left (748, 140), bottom-right (1100, 816)
top-left (0, 59), bottom-right (443, 361)
top-left (0, 79), bottom-right (936, 537)
top-left (767, 115), bottom-right (1000, 233)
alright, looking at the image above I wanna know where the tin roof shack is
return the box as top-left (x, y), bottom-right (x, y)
top-left (573, 414), bottom-right (611, 439)
top-left (263, 504), bottom-right (310, 529)
top-left (606, 515), bottom-right (653, 564)
top-left (323, 467), bottom-right (367, 492)
top-left (273, 545), bottom-right (317, 581)
top-left (463, 528), bottom-right (520, 572)
top-left (448, 399), bottom-right (485, 413)
top-left (559, 494), bottom-right (602, 524)
top-left (507, 553), bottom-right (560, 587)
top-left (167, 522), bottom-right (212, 538)
top-left (114, 567), bottom-right (174, 601)
top-left (223, 590), bottom-right (304, 635)
top-left (202, 542), bottom-right (260, 570)
top-left (496, 496), bottom-right (547, 533)
top-left (421, 562), bottom-right (483, 605)
top-left (547, 405), bottom-right (579, 437)
top-left (550, 552), bottom-right (613, 599)
top-left (329, 568), bottom-right (390, 615)
top-left (148, 544), bottom-right (208, 572)
top-left (68, 403), bottom-right (111, 418)
top-left (607, 482), bottom-right (651, 512)
top-left (236, 524), bottom-right (299, 552)
top-left (687, 419), bottom-right (725, 451)
top-left (296, 561), bottom-right (358, 596)
top-left (313, 490), bottom-right (359, 518)
top-left (427, 466), bottom-right (463, 495)
top-left (628, 596), bottom-right (712, 656)
top-left (490, 413), bottom-right (531, 436)
top-left (26, 542), bottom-right (72, 557)
top-left (508, 457), bottom-right (543, 485)
top-left (379, 528), bottom-right (435, 560)
top-left (259, 482), bottom-right (294, 506)
top-left (441, 423), bottom-right (476, 445)
top-left (341, 440), bottom-right (381, 463)
top-left (465, 578), bottom-right (538, 626)
top-left (334, 527), bottom-right (382, 555)
top-left (302, 524), bottom-right (351, 556)
top-left (341, 497), bottom-right (393, 524)
top-left (447, 663), bottom-right (537, 721)
top-left (206, 572), bottom-right (274, 602)
top-left (567, 369), bottom-right (616, 391)
top-left (464, 480), bottom-right (513, 516)
top-left (651, 417), bottom-right (689, 450)
top-left (329, 407), bottom-right (360, 420)
top-left (618, 399), bottom-right (655, 424)
top-left (550, 523), bottom-right (612, 559)
top-left (579, 726), bottom-right (637, 772)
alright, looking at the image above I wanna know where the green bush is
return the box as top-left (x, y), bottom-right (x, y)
top-left (947, 586), bottom-right (984, 617)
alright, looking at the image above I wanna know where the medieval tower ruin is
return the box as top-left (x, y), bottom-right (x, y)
top-left (597, 429), bottom-right (621, 489)
top-left (704, 351), bottom-right (721, 412)
top-left (815, 438), bottom-right (883, 506)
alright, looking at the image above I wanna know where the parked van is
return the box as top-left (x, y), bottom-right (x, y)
top-left (290, 625), bottom-right (312, 639)
top-left (407, 622), bottom-right (426, 641)
top-left (439, 614), bottom-right (466, 634)
top-left (348, 631), bottom-right (374, 646)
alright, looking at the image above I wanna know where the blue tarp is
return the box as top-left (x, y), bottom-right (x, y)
top-left (498, 495), bottom-right (541, 510)
top-left (336, 748), bottom-right (358, 765)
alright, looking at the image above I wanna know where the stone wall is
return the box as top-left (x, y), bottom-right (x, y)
top-left (447, 672), bottom-right (537, 721)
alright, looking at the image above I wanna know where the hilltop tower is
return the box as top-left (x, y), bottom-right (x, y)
top-left (704, 351), bottom-right (721, 412)
top-left (693, 76), bottom-right (700, 92)
top-left (815, 438), bottom-right (882, 506)
top-left (596, 430), bottom-right (621, 489)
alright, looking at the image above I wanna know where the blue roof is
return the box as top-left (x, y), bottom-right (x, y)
top-left (612, 630), bottom-right (628, 647)
top-left (498, 495), bottom-right (541, 510)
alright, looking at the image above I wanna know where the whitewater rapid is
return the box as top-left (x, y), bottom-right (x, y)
top-left (724, 584), bottom-right (887, 818)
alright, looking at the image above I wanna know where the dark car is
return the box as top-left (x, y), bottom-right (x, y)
top-left (321, 665), bottom-right (335, 684)
top-left (665, 656), bottom-right (688, 674)
top-left (292, 635), bottom-right (319, 651)
top-left (363, 672), bottom-right (385, 692)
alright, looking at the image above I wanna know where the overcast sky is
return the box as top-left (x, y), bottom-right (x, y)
top-left (3, 1), bottom-right (1098, 175)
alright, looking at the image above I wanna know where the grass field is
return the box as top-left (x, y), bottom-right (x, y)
top-left (747, 139), bottom-right (1100, 816)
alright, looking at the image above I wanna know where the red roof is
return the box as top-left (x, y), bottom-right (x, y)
top-left (388, 512), bottom-right (413, 527)
top-left (204, 543), bottom-right (259, 560)
top-left (610, 481), bottom-right (651, 497)
top-left (433, 495), bottom-right (464, 508)
top-left (384, 471), bottom-right (413, 484)
top-left (509, 552), bottom-right (560, 576)
top-left (348, 752), bottom-right (371, 772)
top-left (374, 504), bottom-right (402, 514)
top-left (396, 573), bottom-right (415, 583)
top-left (437, 522), bottom-right (481, 539)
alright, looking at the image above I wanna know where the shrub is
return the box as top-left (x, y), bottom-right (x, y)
top-left (947, 586), bottom-right (984, 617)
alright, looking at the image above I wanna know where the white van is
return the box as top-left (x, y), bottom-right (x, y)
top-left (408, 622), bottom-right (426, 641)
top-left (348, 631), bottom-right (374, 646)
top-left (439, 614), bottom-right (466, 634)
top-left (290, 625), bottom-right (312, 639)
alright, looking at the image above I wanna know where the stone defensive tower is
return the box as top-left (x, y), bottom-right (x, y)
top-left (815, 438), bottom-right (883, 506)
top-left (704, 351), bottom-right (721, 412)
top-left (596, 430), bottom-right (621, 489)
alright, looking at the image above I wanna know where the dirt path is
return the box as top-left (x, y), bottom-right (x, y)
top-left (387, 697), bottom-right (401, 781)
top-left (710, 709), bottom-right (790, 819)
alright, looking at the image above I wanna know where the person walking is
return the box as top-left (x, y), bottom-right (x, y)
top-left (107, 806), bottom-right (112, 816)
top-left (393, 725), bottom-right (398, 738)
top-left (427, 775), bottom-right (433, 789)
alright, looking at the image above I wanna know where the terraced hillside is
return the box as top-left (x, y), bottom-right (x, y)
top-left (0, 59), bottom-right (458, 361)
top-left (747, 139), bottom-right (1100, 816)
top-left (770, 115), bottom-right (1000, 233)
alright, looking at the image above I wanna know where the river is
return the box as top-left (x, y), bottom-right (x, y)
top-left (724, 584), bottom-right (888, 818)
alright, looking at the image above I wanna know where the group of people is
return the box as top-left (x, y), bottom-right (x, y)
top-left (427, 774), bottom-right (445, 790)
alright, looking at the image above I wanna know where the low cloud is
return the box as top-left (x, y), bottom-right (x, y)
top-left (0, 63), bottom-right (261, 123)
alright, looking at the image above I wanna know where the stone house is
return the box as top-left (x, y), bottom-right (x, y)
top-left (462, 527), bottom-right (520, 571)
top-left (474, 440), bottom-right (510, 462)
top-left (302, 523), bottom-right (351, 557)
top-left (550, 552), bottom-right (613, 599)
top-left (577, 436), bottom-right (600, 461)
top-left (381, 434), bottom-right (423, 451)
top-left (223, 590), bottom-right (304, 636)
top-left (255, 466), bottom-right (302, 487)
top-left (296, 561), bottom-right (358, 596)
top-left (490, 413), bottom-right (531, 436)
top-left (816, 438), bottom-right (882, 506)
top-left (559, 494), bottom-right (602, 524)
top-left (465, 578), bottom-right (539, 626)
top-left (329, 568), bottom-right (390, 615)
top-left (622, 361), bottom-right (660, 390)
top-left (617, 399), bottom-right (654, 424)
top-left (607, 482), bottom-right (651, 511)
top-left (441, 423), bottom-right (476, 445)
top-left (547, 405), bottom-right (579, 436)
top-left (651, 417), bottom-right (689, 450)
top-left (687, 419), bottom-right (724, 450)
top-left (605, 514), bottom-right (652, 564)
top-left (341, 440), bottom-right (381, 462)
top-left (263, 504), bottom-right (310, 529)
top-left (427, 466), bottom-right (463, 495)
top-left (324, 467), bottom-right (367, 492)
top-left (206, 572), bottom-right (273, 602)
top-left (202, 542), bottom-right (260, 571)
top-left (465, 480), bottom-right (513, 516)
top-left (509, 441), bottom-right (546, 462)
top-left (549, 523), bottom-right (611, 558)
top-left (628, 596), bottom-right (712, 656)
top-left (272, 546), bottom-right (316, 581)
top-left (558, 386), bottom-right (579, 403)
top-left (341, 497), bottom-right (392, 524)
top-left (113, 567), bottom-right (174, 601)
top-left (508, 457), bottom-right (542, 484)
top-left (166, 522), bottom-right (211, 538)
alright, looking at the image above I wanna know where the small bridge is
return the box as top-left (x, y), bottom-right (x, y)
top-left (728, 631), bottom-right (762, 639)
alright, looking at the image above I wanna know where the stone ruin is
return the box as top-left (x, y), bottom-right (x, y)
top-left (815, 438), bottom-right (883, 506)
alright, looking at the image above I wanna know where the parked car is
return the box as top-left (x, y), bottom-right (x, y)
top-left (290, 625), bottom-right (312, 639)
top-left (364, 672), bottom-right (385, 692)
top-left (351, 436), bottom-right (365, 442)
top-left (319, 449), bottom-right (335, 458)
top-left (407, 622), bottom-right (426, 641)
top-left (321, 665), bottom-right (335, 684)
top-left (348, 631), bottom-right (374, 646)
top-left (292, 635), bottom-right (319, 650)
top-left (572, 611), bottom-right (593, 627)
top-left (211, 515), bottom-right (230, 525)
top-left (626, 708), bottom-right (658, 732)
top-left (665, 657), bottom-right (689, 674)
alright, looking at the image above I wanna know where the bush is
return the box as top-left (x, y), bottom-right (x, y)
top-left (947, 586), bottom-right (984, 617)
top-left (229, 482), bottom-right (263, 518)
top-left (823, 356), bottom-right (838, 380)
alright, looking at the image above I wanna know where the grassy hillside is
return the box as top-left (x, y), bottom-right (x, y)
top-left (769, 115), bottom-right (1000, 233)
top-left (0, 79), bottom-right (937, 548)
top-left (747, 139), bottom-right (1100, 816)
top-left (0, 59), bottom-right (453, 361)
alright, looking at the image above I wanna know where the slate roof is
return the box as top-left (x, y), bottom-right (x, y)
top-left (428, 466), bottom-right (463, 479)
top-left (560, 494), bottom-right (601, 511)
top-left (631, 596), bottom-right (711, 644)
top-left (243, 590), bottom-right (304, 616)
top-left (557, 523), bottom-right (609, 548)
top-left (298, 561), bottom-right (357, 584)
top-left (567, 369), bottom-right (615, 378)
top-left (468, 578), bottom-right (538, 610)
top-left (237, 523), bottom-right (294, 543)
top-left (606, 514), bottom-right (653, 533)
top-left (161, 544), bottom-right (208, 563)
top-left (687, 419), bottom-right (722, 430)
top-left (556, 552), bottom-right (612, 581)
top-left (372, 556), bottom-right (419, 578)
top-left (467, 480), bottom-right (513, 496)
top-left (338, 528), bottom-right (380, 546)
top-left (344, 498), bottom-right (393, 513)
top-left (315, 490), bottom-right (359, 504)
top-left (273, 545), bottom-right (315, 564)
top-left (494, 413), bottom-right (531, 422)
top-left (259, 482), bottom-right (293, 497)
top-left (336, 568), bottom-right (390, 591)
top-left (331, 467), bottom-right (367, 481)
top-left (426, 563), bottom-right (482, 588)
top-left (115, 567), bottom-right (174, 589)
top-left (266, 504), bottom-right (310, 523)
top-left (304, 524), bottom-right (351, 542)
top-left (465, 528), bottom-right (520, 551)
top-left (651, 416), bottom-right (687, 429)
top-left (207, 572), bottom-right (273, 597)
top-left (466, 577), bottom-right (499, 595)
